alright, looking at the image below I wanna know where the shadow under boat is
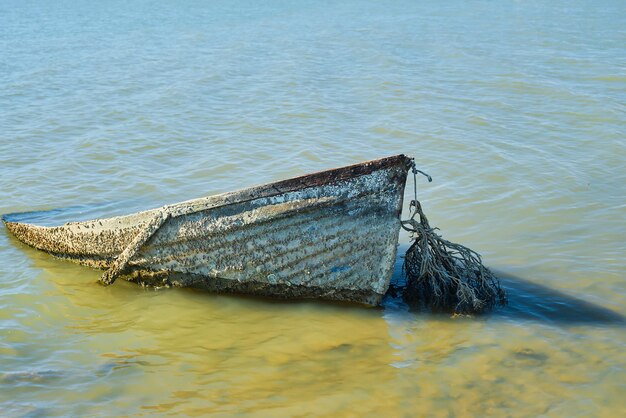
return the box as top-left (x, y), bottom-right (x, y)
top-left (3, 208), bottom-right (624, 326)
top-left (491, 269), bottom-right (625, 326)
top-left (386, 246), bottom-right (625, 326)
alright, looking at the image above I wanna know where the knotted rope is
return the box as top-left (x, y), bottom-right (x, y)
top-left (399, 160), bottom-right (507, 314)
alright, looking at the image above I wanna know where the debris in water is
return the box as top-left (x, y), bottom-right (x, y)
top-left (400, 160), bottom-right (507, 314)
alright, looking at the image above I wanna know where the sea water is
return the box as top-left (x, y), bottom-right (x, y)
top-left (1, 1), bottom-right (624, 416)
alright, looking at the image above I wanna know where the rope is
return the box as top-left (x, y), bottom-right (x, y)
top-left (398, 160), bottom-right (507, 314)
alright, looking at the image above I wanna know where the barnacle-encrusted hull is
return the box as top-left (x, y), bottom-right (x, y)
top-left (3, 155), bottom-right (411, 305)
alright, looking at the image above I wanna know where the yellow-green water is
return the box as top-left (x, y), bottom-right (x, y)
top-left (1, 0), bottom-right (625, 416)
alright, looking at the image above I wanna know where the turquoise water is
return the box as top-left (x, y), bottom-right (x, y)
top-left (1, 1), bottom-right (625, 416)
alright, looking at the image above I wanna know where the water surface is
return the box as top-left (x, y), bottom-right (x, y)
top-left (1, 0), bottom-right (625, 416)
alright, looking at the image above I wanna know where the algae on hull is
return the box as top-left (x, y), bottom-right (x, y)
top-left (3, 155), bottom-right (412, 306)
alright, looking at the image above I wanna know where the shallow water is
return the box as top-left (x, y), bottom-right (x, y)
top-left (1, 0), bottom-right (625, 416)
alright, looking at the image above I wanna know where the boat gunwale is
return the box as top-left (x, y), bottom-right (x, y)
top-left (2, 154), bottom-right (411, 228)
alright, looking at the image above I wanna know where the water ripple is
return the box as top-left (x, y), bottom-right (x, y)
top-left (1, 0), bottom-right (625, 416)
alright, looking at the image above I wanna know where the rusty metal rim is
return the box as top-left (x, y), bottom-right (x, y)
top-left (1, 154), bottom-right (411, 226)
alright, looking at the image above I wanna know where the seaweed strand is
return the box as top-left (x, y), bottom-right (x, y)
top-left (400, 161), bottom-right (507, 314)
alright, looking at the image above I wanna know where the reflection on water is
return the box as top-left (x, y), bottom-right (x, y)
top-left (1, 0), bottom-right (625, 416)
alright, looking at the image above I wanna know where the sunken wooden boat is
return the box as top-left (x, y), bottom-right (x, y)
top-left (3, 155), bottom-right (412, 305)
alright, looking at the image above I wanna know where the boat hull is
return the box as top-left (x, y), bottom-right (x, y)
top-left (3, 155), bottom-right (411, 305)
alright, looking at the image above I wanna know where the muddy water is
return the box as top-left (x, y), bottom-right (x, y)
top-left (1, 0), bottom-right (625, 416)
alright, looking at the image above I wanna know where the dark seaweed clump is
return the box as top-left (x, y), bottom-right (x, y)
top-left (401, 199), bottom-right (507, 314)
